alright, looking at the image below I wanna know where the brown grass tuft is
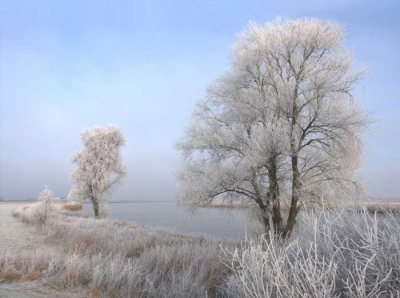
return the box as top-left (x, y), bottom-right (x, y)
top-left (73, 234), bottom-right (96, 251)
top-left (91, 285), bottom-right (101, 298)
top-left (21, 266), bottom-right (42, 281)
top-left (1, 266), bottom-right (22, 282)
top-left (62, 202), bottom-right (83, 211)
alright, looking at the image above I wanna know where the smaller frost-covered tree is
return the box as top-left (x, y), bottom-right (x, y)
top-left (70, 124), bottom-right (126, 218)
top-left (35, 185), bottom-right (57, 224)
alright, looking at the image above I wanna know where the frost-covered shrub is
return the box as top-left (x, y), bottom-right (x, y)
top-left (35, 186), bottom-right (57, 224)
top-left (222, 209), bottom-right (400, 298)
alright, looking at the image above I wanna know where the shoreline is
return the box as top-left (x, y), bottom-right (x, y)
top-left (2, 202), bottom-right (400, 297)
top-left (2, 203), bottom-right (236, 298)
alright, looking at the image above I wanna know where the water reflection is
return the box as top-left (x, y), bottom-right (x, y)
top-left (80, 202), bottom-right (256, 239)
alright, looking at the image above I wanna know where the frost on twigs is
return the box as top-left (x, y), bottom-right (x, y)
top-left (222, 208), bottom-right (400, 298)
top-left (70, 124), bottom-right (126, 218)
top-left (176, 18), bottom-right (372, 238)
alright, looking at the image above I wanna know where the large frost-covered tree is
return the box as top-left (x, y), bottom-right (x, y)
top-left (70, 125), bottom-right (126, 218)
top-left (176, 19), bottom-right (371, 238)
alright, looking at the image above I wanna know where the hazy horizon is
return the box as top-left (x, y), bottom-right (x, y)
top-left (1, 0), bottom-right (399, 200)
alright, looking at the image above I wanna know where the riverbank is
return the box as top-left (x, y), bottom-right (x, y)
top-left (1, 203), bottom-right (236, 297)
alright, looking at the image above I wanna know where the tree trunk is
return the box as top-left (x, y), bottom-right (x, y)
top-left (260, 210), bottom-right (271, 242)
top-left (89, 184), bottom-right (100, 219)
top-left (268, 158), bottom-right (283, 235)
top-left (260, 210), bottom-right (271, 231)
top-left (283, 154), bottom-right (300, 239)
top-left (255, 202), bottom-right (271, 241)
top-left (284, 82), bottom-right (301, 240)
top-left (255, 197), bottom-right (272, 236)
top-left (250, 168), bottom-right (272, 236)
top-left (284, 198), bottom-right (297, 239)
top-left (93, 198), bottom-right (99, 218)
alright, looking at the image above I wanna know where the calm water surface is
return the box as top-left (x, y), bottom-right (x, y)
top-left (81, 202), bottom-right (254, 239)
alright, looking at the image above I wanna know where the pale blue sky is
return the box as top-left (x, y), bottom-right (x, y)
top-left (0, 0), bottom-right (399, 200)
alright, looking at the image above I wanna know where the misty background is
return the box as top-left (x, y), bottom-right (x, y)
top-left (0, 0), bottom-right (399, 200)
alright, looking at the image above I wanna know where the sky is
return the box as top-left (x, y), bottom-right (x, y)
top-left (0, 0), bottom-right (399, 200)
